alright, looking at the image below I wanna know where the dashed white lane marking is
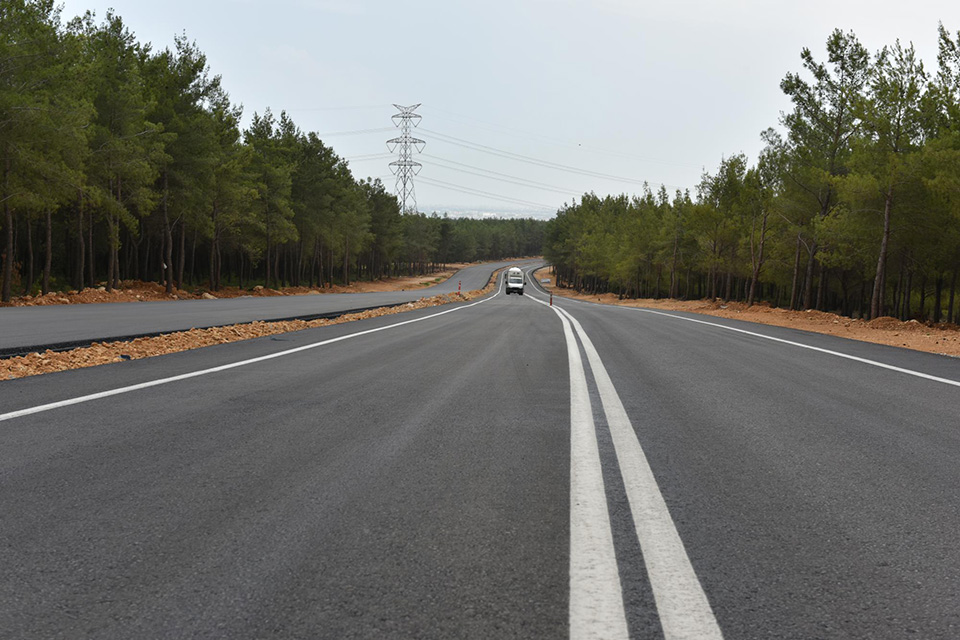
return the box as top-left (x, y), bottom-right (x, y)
top-left (554, 304), bottom-right (723, 640)
top-left (1, 281), bottom-right (506, 423)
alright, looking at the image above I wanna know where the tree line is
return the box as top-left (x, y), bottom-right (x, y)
top-left (0, 1), bottom-right (545, 301)
top-left (545, 26), bottom-right (960, 322)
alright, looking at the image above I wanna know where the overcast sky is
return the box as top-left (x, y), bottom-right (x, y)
top-left (58, 0), bottom-right (955, 219)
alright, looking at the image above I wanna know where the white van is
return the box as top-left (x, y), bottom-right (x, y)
top-left (505, 267), bottom-right (525, 295)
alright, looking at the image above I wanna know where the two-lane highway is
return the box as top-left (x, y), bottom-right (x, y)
top-left (2, 264), bottom-right (960, 638)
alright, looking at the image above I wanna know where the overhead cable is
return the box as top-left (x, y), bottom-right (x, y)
top-left (417, 176), bottom-right (556, 210)
top-left (422, 154), bottom-right (582, 195)
top-left (418, 128), bottom-right (663, 187)
top-left (316, 126), bottom-right (395, 137)
top-left (420, 105), bottom-right (701, 168)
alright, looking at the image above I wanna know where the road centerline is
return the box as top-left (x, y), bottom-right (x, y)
top-left (558, 302), bottom-right (631, 640)
top-left (554, 305), bottom-right (724, 639)
top-left (528, 288), bottom-right (723, 638)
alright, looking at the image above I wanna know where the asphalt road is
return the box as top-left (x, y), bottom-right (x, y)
top-left (2, 265), bottom-right (960, 638)
top-left (0, 259), bottom-right (537, 356)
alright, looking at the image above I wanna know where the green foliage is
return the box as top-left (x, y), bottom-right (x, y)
top-left (545, 25), bottom-right (960, 322)
top-left (0, 2), bottom-right (548, 298)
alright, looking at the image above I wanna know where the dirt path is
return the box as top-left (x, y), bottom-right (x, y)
top-left (534, 268), bottom-right (960, 358)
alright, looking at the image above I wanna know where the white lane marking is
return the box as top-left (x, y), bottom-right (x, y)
top-left (617, 307), bottom-right (960, 388)
top-left (554, 304), bottom-right (723, 640)
top-left (529, 277), bottom-right (960, 389)
top-left (558, 305), bottom-right (630, 640)
top-left (0, 287), bottom-right (503, 423)
top-left (523, 271), bottom-right (629, 637)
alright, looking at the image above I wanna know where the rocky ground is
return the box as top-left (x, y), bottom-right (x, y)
top-left (534, 267), bottom-right (960, 358)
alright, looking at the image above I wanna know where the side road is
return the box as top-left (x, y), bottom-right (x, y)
top-left (0, 259), bottom-right (539, 357)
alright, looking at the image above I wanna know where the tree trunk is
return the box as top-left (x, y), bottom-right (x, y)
top-left (75, 191), bottom-right (85, 291)
top-left (801, 241), bottom-right (818, 309)
top-left (870, 185), bottom-right (894, 319)
top-left (948, 269), bottom-right (957, 325)
top-left (209, 205), bottom-right (219, 290)
top-left (106, 213), bottom-right (115, 293)
top-left (43, 209), bottom-right (52, 295)
top-left (918, 274), bottom-right (928, 322)
top-left (177, 218), bottom-right (186, 288)
top-left (933, 274), bottom-right (944, 324)
top-left (87, 208), bottom-right (94, 287)
top-left (24, 216), bottom-right (34, 296)
top-left (894, 262), bottom-right (905, 319)
top-left (189, 227), bottom-right (197, 285)
top-left (2, 200), bottom-right (12, 302)
top-left (327, 242), bottom-right (334, 288)
top-left (747, 212), bottom-right (768, 307)
top-left (903, 270), bottom-right (912, 320)
top-left (265, 214), bottom-right (272, 289)
top-left (669, 234), bottom-right (679, 298)
top-left (113, 178), bottom-right (122, 290)
top-left (790, 233), bottom-right (802, 310)
top-left (163, 171), bottom-right (174, 294)
top-left (142, 232), bottom-right (151, 284)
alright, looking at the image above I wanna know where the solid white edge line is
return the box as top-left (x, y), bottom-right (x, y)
top-left (554, 304), bottom-right (724, 640)
top-left (1, 278), bottom-right (505, 423)
top-left (528, 288), bottom-right (629, 639)
top-left (618, 307), bottom-right (960, 388)
top-left (532, 274), bottom-right (960, 389)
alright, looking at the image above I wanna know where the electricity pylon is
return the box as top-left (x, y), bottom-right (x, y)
top-left (387, 104), bottom-right (424, 214)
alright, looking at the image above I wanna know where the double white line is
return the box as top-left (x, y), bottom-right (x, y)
top-left (528, 290), bottom-right (723, 639)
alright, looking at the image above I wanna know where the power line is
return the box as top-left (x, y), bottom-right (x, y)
top-left (345, 152), bottom-right (395, 162)
top-left (417, 176), bottom-right (555, 210)
top-left (418, 127), bottom-right (677, 189)
top-left (387, 104), bottom-right (424, 214)
top-left (420, 105), bottom-right (701, 168)
top-left (423, 154), bottom-right (580, 196)
top-left (316, 126), bottom-right (395, 137)
top-left (287, 104), bottom-right (392, 112)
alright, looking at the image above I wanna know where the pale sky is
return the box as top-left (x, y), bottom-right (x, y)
top-left (57, 0), bottom-right (955, 218)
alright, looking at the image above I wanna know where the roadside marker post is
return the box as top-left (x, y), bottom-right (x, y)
top-left (458, 280), bottom-right (461, 294)
top-left (550, 293), bottom-right (553, 306)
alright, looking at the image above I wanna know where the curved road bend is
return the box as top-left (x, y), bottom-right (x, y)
top-left (1, 266), bottom-right (959, 637)
top-left (0, 259), bottom-right (539, 355)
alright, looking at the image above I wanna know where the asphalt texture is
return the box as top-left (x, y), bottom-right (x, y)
top-left (0, 259), bottom-right (537, 356)
top-left (2, 266), bottom-right (960, 638)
